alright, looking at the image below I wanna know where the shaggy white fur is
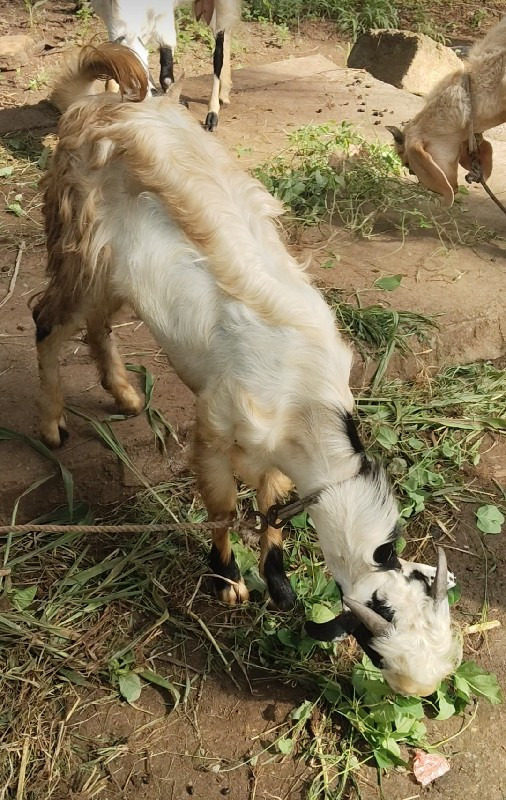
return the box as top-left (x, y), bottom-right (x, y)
top-left (35, 43), bottom-right (460, 696)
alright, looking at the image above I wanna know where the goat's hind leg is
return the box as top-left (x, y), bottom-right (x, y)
top-left (195, 427), bottom-right (249, 605)
top-left (204, 29), bottom-right (227, 132)
top-left (33, 299), bottom-right (82, 449)
top-left (86, 305), bottom-right (143, 416)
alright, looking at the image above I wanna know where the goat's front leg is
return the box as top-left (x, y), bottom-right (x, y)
top-left (258, 470), bottom-right (296, 611)
top-left (159, 45), bottom-right (175, 90)
top-left (204, 29), bottom-right (227, 131)
top-left (195, 429), bottom-right (249, 605)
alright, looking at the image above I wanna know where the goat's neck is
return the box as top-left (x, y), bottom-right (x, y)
top-left (466, 58), bottom-right (506, 133)
top-left (274, 404), bottom-right (398, 597)
top-left (275, 404), bottom-right (362, 497)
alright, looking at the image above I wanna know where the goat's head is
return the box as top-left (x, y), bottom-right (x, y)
top-left (306, 466), bottom-right (461, 696)
top-left (386, 124), bottom-right (493, 207)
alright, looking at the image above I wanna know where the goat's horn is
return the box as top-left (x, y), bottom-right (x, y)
top-left (430, 547), bottom-right (448, 605)
top-left (343, 596), bottom-right (392, 638)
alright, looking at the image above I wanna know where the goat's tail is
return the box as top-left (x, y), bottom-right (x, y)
top-left (50, 43), bottom-right (148, 113)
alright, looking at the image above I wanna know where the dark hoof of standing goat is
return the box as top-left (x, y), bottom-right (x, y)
top-left (204, 112), bottom-right (218, 132)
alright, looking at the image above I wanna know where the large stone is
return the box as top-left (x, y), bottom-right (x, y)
top-left (347, 29), bottom-right (462, 96)
top-left (0, 34), bottom-right (35, 71)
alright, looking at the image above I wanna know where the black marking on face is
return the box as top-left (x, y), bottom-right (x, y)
top-left (209, 543), bottom-right (241, 595)
top-left (373, 540), bottom-right (401, 571)
top-left (349, 592), bottom-right (395, 669)
top-left (263, 545), bottom-right (296, 611)
top-left (159, 45), bottom-right (175, 89)
top-left (305, 611), bottom-right (358, 641)
top-left (407, 568), bottom-right (431, 593)
top-left (373, 525), bottom-right (402, 571)
top-left (213, 30), bottom-right (224, 78)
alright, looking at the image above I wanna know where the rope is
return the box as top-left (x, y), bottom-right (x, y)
top-left (463, 72), bottom-right (506, 217)
top-left (0, 520), bottom-right (255, 536)
top-left (0, 489), bottom-right (324, 537)
top-left (478, 176), bottom-right (506, 215)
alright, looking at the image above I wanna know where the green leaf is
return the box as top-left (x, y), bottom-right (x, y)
top-left (290, 700), bottom-right (313, 722)
top-left (373, 747), bottom-right (396, 769)
top-left (232, 540), bottom-right (257, 574)
top-left (376, 425), bottom-right (398, 450)
top-left (382, 737), bottom-right (401, 758)
top-left (454, 661), bottom-right (503, 705)
top-left (6, 202), bottom-right (25, 217)
top-left (434, 684), bottom-right (457, 720)
top-left (118, 672), bottom-right (142, 704)
top-left (277, 628), bottom-right (298, 648)
top-left (374, 274), bottom-right (403, 292)
top-left (138, 669), bottom-right (180, 707)
top-left (243, 566), bottom-right (266, 594)
top-left (0, 428), bottom-right (74, 519)
top-left (476, 504), bottom-right (504, 534)
top-left (11, 585), bottom-right (37, 611)
top-left (290, 512), bottom-right (308, 529)
top-left (395, 536), bottom-right (407, 555)
top-left (309, 603), bottom-right (336, 624)
top-left (0, 166), bottom-right (13, 178)
top-left (447, 582), bottom-right (462, 606)
top-left (277, 737), bottom-right (294, 755)
top-left (393, 696), bottom-right (424, 719)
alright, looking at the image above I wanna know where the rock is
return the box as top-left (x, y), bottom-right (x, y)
top-left (347, 29), bottom-right (462, 96)
top-left (0, 34), bottom-right (36, 71)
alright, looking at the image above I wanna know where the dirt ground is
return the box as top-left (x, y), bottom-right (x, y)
top-left (1, 2), bottom-right (505, 799)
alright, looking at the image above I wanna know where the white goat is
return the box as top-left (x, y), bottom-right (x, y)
top-left (387, 15), bottom-right (506, 205)
top-left (89, 0), bottom-right (240, 129)
top-left (34, 43), bottom-right (461, 697)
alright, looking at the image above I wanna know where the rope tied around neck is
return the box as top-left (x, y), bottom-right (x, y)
top-left (462, 73), bottom-right (506, 216)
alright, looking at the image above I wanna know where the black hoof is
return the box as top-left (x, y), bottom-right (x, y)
top-left (58, 425), bottom-right (69, 445)
top-left (268, 575), bottom-right (296, 611)
top-left (264, 546), bottom-right (296, 611)
top-left (209, 544), bottom-right (241, 595)
top-left (204, 112), bottom-right (219, 132)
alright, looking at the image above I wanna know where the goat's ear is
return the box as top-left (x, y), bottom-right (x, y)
top-left (459, 138), bottom-right (493, 180)
top-left (406, 141), bottom-right (455, 206)
top-left (305, 611), bottom-right (358, 642)
top-left (386, 125), bottom-right (404, 146)
top-left (165, 71), bottom-right (185, 104)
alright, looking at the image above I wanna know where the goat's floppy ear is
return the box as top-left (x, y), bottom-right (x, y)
top-left (406, 141), bottom-right (455, 206)
top-left (305, 611), bottom-right (358, 642)
top-left (386, 125), bottom-right (404, 146)
top-left (459, 138), bottom-right (493, 180)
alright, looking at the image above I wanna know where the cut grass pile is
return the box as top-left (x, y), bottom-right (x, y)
top-left (1, 341), bottom-right (505, 796)
top-left (254, 122), bottom-right (500, 247)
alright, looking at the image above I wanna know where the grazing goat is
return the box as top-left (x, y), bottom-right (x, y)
top-left (387, 15), bottom-right (506, 205)
top-left (33, 43), bottom-right (461, 697)
top-left (89, 0), bottom-right (240, 129)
